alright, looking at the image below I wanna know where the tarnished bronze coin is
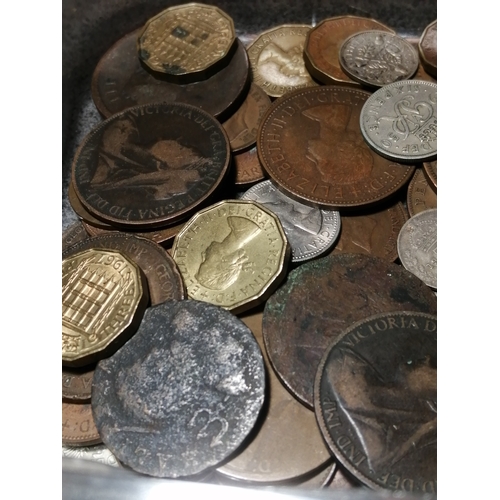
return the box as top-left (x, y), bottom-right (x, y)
top-left (72, 103), bottom-right (231, 229)
top-left (222, 83), bottom-right (272, 152)
top-left (247, 25), bottom-right (318, 98)
top-left (418, 21), bottom-right (437, 78)
top-left (407, 168), bottom-right (437, 217)
top-left (258, 86), bottom-right (415, 209)
top-left (62, 221), bottom-right (89, 252)
top-left (330, 200), bottom-right (408, 262)
top-left (68, 182), bottom-right (114, 230)
top-left (62, 365), bottom-right (95, 403)
top-left (233, 147), bottom-right (266, 186)
top-left (315, 311), bottom-right (437, 492)
top-left (137, 3), bottom-right (236, 82)
top-left (423, 160), bottom-right (437, 191)
top-left (92, 300), bottom-right (266, 478)
top-left (63, 233), bottom-right (185, 306)
top-left (63, 402), bottom-right (102, 447)
top-left (262, 253), bottom-right (437, 409)
top-left (304, 16), bottom-right (395, 87)
top-left (92, 29), bottom-right (250, 121)
top-left (326, 464), bottom-right (360, 490)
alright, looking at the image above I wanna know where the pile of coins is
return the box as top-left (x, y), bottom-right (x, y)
top-left (63, 4), bottom-right (437, 495)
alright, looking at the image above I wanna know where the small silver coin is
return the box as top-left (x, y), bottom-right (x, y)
top-left (62, 444), bottom-right (120, 468)
top-left (397, 208), bottom-right (437, 289)
top-left (339, 31), bottom-right (418, 88)
top-left (240, 180), bottom-right (341, 262)
top-left (360, 80), bottom-right (437, 162)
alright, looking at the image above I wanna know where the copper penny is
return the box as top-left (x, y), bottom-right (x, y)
top-left (63, 233), bottom-right (185, 306)
top-left (258, 86), bottom-right (414, 209)
top-left (418, 21), bottom-right (437, 78)
top-left (407, 168), bottom-right (437, 217)
top-left (72, 102), bottom-right (231, 229)
top-left (68, 182), bottom-right (114, 230)
top-left (91, 30), bottom-right (250, 121)
top-left (304, 16), bottom-right (395, 87)
top-left (222, 83), bottom-right (272, 152)
top-left (62, 365), bottom-right (95, 403)
top-left (329, 200), bottom-right (408, 262)
top-left (262, 253), bottom-right (437, 409)
top-left (423, 160), bottom-right (437, 191)
top-left (233, 146), bottom-right (266, 186)
top-left (62, 402), bottom-right (102, 447)
top-left (62, 221), bottom-right (89, 252)
top-left (326, 464), bottom-right (360, 490)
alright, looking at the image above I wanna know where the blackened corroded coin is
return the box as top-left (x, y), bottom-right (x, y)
top-left (315, 311), bottom-right (437, 493)
top-left (92, 300), bottom-right (265, 478)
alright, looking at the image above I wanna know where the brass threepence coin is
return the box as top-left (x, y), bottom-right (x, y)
top-left (62, 402), bottom-right (102, 447)
top-left (339, 31), bottom-right (419, 88)
top-left (72, 102), bottom-right (231, 229)
top-left (330, 200), bottom-right (408, 262)
top-left (171, 200), bottom-right (290, 314)
top-left (137, 3), bottom-right (236, 83)
top-left (62, 248), bottom-right (148, 367)
top-left (397, 209), bottom-right (437, 289)
top-left (63, 233), bottom-right (185, 306)
top-left (233, 146), bottom-right (266, 186)
top-left (360, 80), bottom-right (437, 163)
top-left (91, 300), bottom-right (266, 478)
top-left (258, 86), bottom-right (415, 209)
top-left (62, 364), bottom-right (95, 403)
top-left (418, 21), bottom-right (437, 78)
top-left (315, 311), bottom-right (437, 492)
top-left (62, 222), bottom-right (89, 252)
top-left (262, 253), bottom-right (437, 409)
top-left (241, 180), bottom-right (341, 262)
top-left (247, 25), bottom-right (318, 98)
top-left (217, 310), bottom-right (333, 484)
top-left (423, 159), bottom-right (437, 191)
top-left (92, 30), bottom-right (250, 121)
top-left (407, 169), bottom-right (437, 217)
top-left (62, 443), bottom-right (120, 468)
top-left (222, 83), bottom-right (272, 152)
top-left (304, 16), bottom-right (395, 87)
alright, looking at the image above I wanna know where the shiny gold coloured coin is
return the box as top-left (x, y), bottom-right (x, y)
top-left (171, 200), bottom-right (290, 314)
top-left (62, 249), bottom-right (148, 367)
top-left (137, 3), bottom-right (236, 83)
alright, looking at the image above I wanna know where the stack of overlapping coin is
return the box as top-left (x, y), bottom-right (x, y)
top-left (63, 3), bottom-right (437, 494)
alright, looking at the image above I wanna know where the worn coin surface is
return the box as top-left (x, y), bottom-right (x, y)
top-left (62, 443), bottom-right (120, 468)
top-left (171, 200), bottom-right (290, 314)
top-left (304, 16), bottom-right (395, 87)
top-left (247, 25), bottom-right (318, 98)
top-left (407, 169), bottom-right (437, 217)
top-left (262, 253), bottom-right (437, 409)
top-left (62, 364), bottom-right (95, 402)
top-left (92, 300), bottom-right (266, 478)
top-left (315, 311), bottom-right (437, 492)
top-left (360, 80), bottom-right (437, 163)
top-left (258, 86), bottom-right (415, 209)
top-left (72, 102), bottom-right (231, 229)
top-left (423, 159), bottom-right (437, 191)
top-left (63, 402), bottom-right (102, 447)
top-left (68, 182), bottom-right (114, 230)
top-left (233, 146), bottom-right (266, 186)
top-left (137, 3), bottom-right (236, 82)
top-left (241, 180), bottom-right (341, 262)
top-left (418, 21), bottom-right (437, 78)
top-left (92, 30), bottom-right (250, 121)
top-left (397, 209), bottom-right (437, 289)
top-left (62, 221), bottom-right (89, 252)
top-left (339, 31), bottom-right (418, 87)
top-left (62, 248), bottom-right (148, 367)
top-left (63, 233), bottom-right (185, 306)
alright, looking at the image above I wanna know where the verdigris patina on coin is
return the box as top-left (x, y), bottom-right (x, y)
top-left (91, 300), bottom-right (265, 478)
top-left (315, 311), bottom-right (437, 493)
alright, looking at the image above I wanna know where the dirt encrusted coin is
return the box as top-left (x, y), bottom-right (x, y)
top-left (315, 311), bottom-right (437, 493)
top-left (91, 300), bottom-right (266, 478)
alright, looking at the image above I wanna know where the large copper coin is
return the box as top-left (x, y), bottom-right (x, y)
top-left (63, 233), bottom-right (185, 306)
top-left (233, 147), bottom-right (266, 186)
top-left (258, 86), bottom-right (414, 209)
top-left (423, 160), bottom-right (437, 191)
top-left (62, 402), bottom-right (102, 447)
top-left (315, 311), bottom-right (437, 492)
top-left (262, 253), bottom-right (437, 409)
top-left (92, 30), bottom-right (250, 121)
top-left (62, 365), bottom-right (95, 403)
top-left (407, 168), bottom-right (437, 217)
top-left (72, 103), bottom-right (231, 229)
top-left (68, 182), bottom-right (114, 230)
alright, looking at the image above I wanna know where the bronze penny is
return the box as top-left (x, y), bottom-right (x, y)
top-left (62, 221), bottom-right (89, 252)
top-left (330, 200), bottom-right (409, 262)
top-left (68, 182), bottom-right (114, 230)
top-left (72, 102), bottom-right (231, 229)
top-left (258, 86), bottom-right (415, 209)
top-left (222, 83), bottom-right (272, 152)
top-left (315, 311), bottom-right (437, 492)
top-left (233, 146), bottom-right (266, 186)
top-left (91, 29), bottom-right (250, 121)
top-left (423, 160), bottom-right (437, 191)
top-left (62, 402), bottom-right (102, 447)
top-left (407, 169), bottom-right (437, 217)
top-left (262, 253), bottom-right (437, 409)
top-left (418, 21), bottom-right (437, 78)
top-left (304, 16), bottom-right (395, 87)
top-left (62, 365), bottom-right (95, 403)
top-left (63, 233), bottom-right (185, 306)
top-left (326, 464), bottom-right (361, 490)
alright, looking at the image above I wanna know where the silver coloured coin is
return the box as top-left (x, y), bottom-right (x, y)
top-left (241, 180), bottom-right (341, 262)
top-left (397, 208), bottom-right (437, 289)
top-left (62, 443), bottom-right (120, 468)
top-left (339, 31), bottom-right (418, 88)
top-left (360, 80), bottom-right (437, 162)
